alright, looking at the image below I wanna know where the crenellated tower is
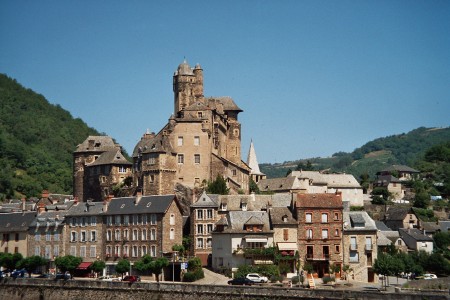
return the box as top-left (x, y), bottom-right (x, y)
top-left (173, 60), bottom-right (204, 115)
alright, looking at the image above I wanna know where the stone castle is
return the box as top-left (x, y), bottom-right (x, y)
top-left (74, 60), bottom-right (254, 201)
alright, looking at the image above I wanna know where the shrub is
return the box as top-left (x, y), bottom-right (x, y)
top-left (291, 275), bottom-right (299, 284)
top-left (322, 275), bottom-right (333, 284)
top-left (183, 269), bottom-right (204, 282)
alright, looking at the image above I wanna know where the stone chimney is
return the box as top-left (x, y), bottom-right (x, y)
top-left (37, 202), bottom-right (46, 214)
top-left (42, 190), bottom-right (49, 199)
top-left (21, 198), bottom-right (26, 211)
top-left (135, 191), bottom-right (142, 205)
top-left (103, 194), bottom-right (114, 212)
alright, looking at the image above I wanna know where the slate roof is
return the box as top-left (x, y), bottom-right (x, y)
top-left (221, 211), bottom-right (271, 233)
top-left (75, 136), bottom-right (119, 153)
top-left (377, 232), bottom-right (394, 246)
top-left (374, 175), bottom-right (401, 186)
top-left (290, 171), bottom-right (328, 185)
top-left (247, 141), bottom-right (264, 176)
top-left (207, 97), bottom-right (243, 112)
top-left (0, 212), bottom-right (37, 232)
top-left (191, 192), bottom-right (219, 208)
top-left (296, 193), bottom-right (343, 209)
top-left (440, 221), bottom-right (450, 232)
top-left (88, 150), bottom-right (131, 167)
top-left (269, 207), bottom-right (297, 225)
top-left (421, 222), bottom-right (441, 233)
top-left (258, 176), bottom-right (301, 192)
top-left (385, 207), bottom-right (413, 221)
top-left (29, 210), bottom-right (68, 228)
top-left (343, 211), bottom-right (377, 232)
top-left (377, 165), bottom-right (420, 174)
top-left (290, 171), bottom-right (361, 188)
top-left (105, 195), bottom-right (176, 215)
top-left (218, 194), bottom-right (270, 211)
top-left (66, 201), bottom-right (105, 216)
top-left (375, 221), bottom-right (392, 231)
top-left (399, 228), bottom-right (433, 243)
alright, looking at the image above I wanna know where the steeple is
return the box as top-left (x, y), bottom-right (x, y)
top-left (247, 140), bottom-right (266, 183)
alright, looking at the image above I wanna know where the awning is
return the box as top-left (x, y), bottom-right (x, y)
top-left (76, 262), bottom-right (92, 270)
top-left (245, 236), bottom-right (268, 243)
top-left (277, 242), bottom-right (298, 251)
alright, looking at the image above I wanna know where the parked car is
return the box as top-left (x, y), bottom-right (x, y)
top-left (35, 273), bottom-right (52, 279)
top-left (246, 273), bottom-right (268, 283)
top-left (0, 270), bottom-right (6, 278)
top-left (98, 275), bottom-right (120, 282)
top-left (11, 269), bottom-right (27, 278)
top-left (227, 277), bottom-right (254, 286)
top-left (423, 273), bottom-right (437, 280)
top-left (55, 273), bottom-right (71, 280)
top-left (122, 275), bottom-right (139, 283)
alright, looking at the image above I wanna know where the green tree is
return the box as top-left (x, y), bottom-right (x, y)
top-left (172, 244), bottom-right (185, 258)
top-left (183, 256), bottom-right (204, 282)
top-left (0, 252), bottom-right (23, 270)
top-left (55, 255), bottom-right (82, 275)
top-left (413, 190), bottom-right (430, 208)
top-left (371, 187), bottom-right (391, 205)
top-left (206, 175), bottom-right (230, 195)
top-left (90, 260), bottom-right (106, 277)
top-left (149, 257), bottom-right (169, 282)
top-left (373, 253), bottom-right (392, 290)
top-left (249, 178), bottom-right (260, 194)
top-left (17, 255), bottom-right (48, 277)
top-left (115, 259), bottom-right (130, 279)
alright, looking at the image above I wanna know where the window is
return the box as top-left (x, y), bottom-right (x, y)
top-left (207, 224), bottom-right (213, 233)
top-left (148, 155), bottom-right (156, 165)
top-left (132, 246), bottom-right (138, 257)
top-left (45, 246), bottom-right (51, 259)
top-left (35, 246), bottom-right (41, 256)
top-left (106, 230), bottom-right (112, 241)
top-left (335, 245), bottom-right (340, 253)
top-left (15, 233), bottom-right (19, 242)
top-left (46, 232), bottom-right (51, 241)
top-left (107, 216), bottom-right (112, 226)
top-left (194, 136), bottom-right (200, 146)
top-left (91, 216), bottom-right (97, 226)
top-left (115, 215), bottom-right (121, 225)
top-left (150, 246), bottom-right (156, 257)
top-left (194, 154), bottom-right (200, 164)
top-left (197, 238), bottom-right (204, 249)
top-left (90, 230), bottom-right (96, 242)
top-left (322, 229), bottom-right (328, 239)
top-left (81, 231), bottom-right (86, 242)
top-left (54, 245), bottom-right (60, 257)
top-left (70, 246), bottom-right (76, 256)
top-left (197, 224), bottom-right (203, 235)
top-left (2, 233), bottom-right (9, 242)
top-left (115, 245), bottom-right (121, 257)
top-left (123, 246), bottom-right (129, 257)
top-left (35, 233), bottom-right (41, 241)
top-left (177, 154), bottom-right (184, 164)
top-left (366, 237), bottom-right (372, 250)
top-left (207, 209), bottom-right (213, 219)
top-left (306, 213), bottom-right (312, 223)
top-left (90, 246), bottom-right (96, 258)
top-left (118, 166), bottom-right (127, 173)
top-left (232, 169), bottom-right (237, 176)
top-left (141, 246), bottom-right (147, 256)
top-left (350, 237), bottom-right (357, 250)
top-left (54, 232), bottom-right (60, 241)
top-left (197, 209), bottom-right (203, 220)
top-left (81, 217), bottom-right (87, 227)
top-left (170, 214), bottom-right (175, 225)
top-left (283, 229), bottom-right (289, 241)
top-left (106, 246), bottom-right (112, 256)
top-left (115, 230), bottom-right (121, 241)
top-left (170, 228), bottom-right (175, 240)
top-left (321, 213), bottom-right (328, 223)
top-left (71, 231), bottom-right (77, 242)
top-left (123, 215), bottom-right (129, 225)
top-left (150, 214), bottom-right (157, 225)
top-left (133, 229), bottom-right (138, 241)
top-left (123, 229), bottom-right (129, 240)
top-left (198, 112), bottom-right (203, 118)
top-left (220, 203), bottom-right (227, 211)
top-left (141, 229), bottom-right (147, 241)
top-left (397, 239), bottom-right (402, 246)
top-left (142, 214), bottom-right (148, 225)
top-left (150, 229), bottom-right (156, 240)
top-left (334, 229), bottom-right (339, 237)
top-left (349, 251), bottom-right (359, 263)
top-left (132, 215), bottom-right (139, 225)
top-left (306, 229), bottom-right (313, 239)
top-left (177, 136), bottom-right (183, 146)
top-left (334, 212), bottom-right (339, 221)
top-left (150, 175), bottom-right (155, 183)
top-left (207, 238), bottom-right (212, 248)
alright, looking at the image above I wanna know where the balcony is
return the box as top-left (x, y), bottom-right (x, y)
top-left (350, 244), bottom-right (358, 251)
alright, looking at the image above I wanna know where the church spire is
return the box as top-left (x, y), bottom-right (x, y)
top-left (247, 140), bottom-right (263, 175)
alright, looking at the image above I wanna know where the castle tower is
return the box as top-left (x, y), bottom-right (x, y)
top-left (173, 59), bottom-right (203, 115)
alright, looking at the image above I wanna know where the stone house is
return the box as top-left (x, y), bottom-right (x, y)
top-left (373, 175), bottom-right (403, 200)
top-left (65, 200), bottom-right (105, 273)
top-left (295, 193), bottom-right (343, 278)
top-left (257, 176), bottom-right (302, 194)
top-left (343, 211), bottom-right (378, 283)
top-left (103, 194), bottom-right (183, 275)
top-left (374, 165), bottom-right (420, 200)
top-left (384, 207), bottom-right (418, 231)
top-left (73, 136), bottom-right (131, 202)
top-left (27, 200), bottom-right (74, 271)
top-left (132, 61), bottom-right (251, 196)
top-left (1, 212), bottom-right (36, 257)
top-left (398, 228), bottom-right (434, 254)
top-left (211, 210), bottom-right (273, 272)
top-left (376, 165), bottom-right (420, 181)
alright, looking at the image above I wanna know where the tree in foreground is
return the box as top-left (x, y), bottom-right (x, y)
top-left (55, 255), bottom-right (82, 275)
top-left (115, 259), bottom-right (130, 279)
top-left (17, 255), bottom-right (48, 277)
top-left (0, 252), bottom-right (23, 271)
top-left (134, 255), bottom-right (169, 282)
top-left (90, 260), bottom-right (106, 277)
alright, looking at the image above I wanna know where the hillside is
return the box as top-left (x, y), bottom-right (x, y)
top-left (260, 127), bottom-right (450, 180)
top-left (0, 74), bottom-right (101, 199)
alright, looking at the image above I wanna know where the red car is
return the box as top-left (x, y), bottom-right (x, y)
top-left (122, 275), bottom-right (139, 283)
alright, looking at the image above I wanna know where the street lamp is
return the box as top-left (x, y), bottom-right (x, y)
top-left (172, 251), bottom-right (178, 282)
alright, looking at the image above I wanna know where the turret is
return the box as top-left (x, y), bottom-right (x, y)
top-left (173, 60), bottom-right (203, 115)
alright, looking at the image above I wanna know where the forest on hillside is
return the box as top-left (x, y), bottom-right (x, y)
top-left (0, 74), bottom-right (101, 199)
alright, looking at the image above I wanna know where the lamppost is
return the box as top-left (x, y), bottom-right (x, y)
top-left (172, 251), bottom-right (178, 282)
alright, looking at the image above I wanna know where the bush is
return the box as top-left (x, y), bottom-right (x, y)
top-left (183, 269), bottom-right (204, 282)
top-left (322, 275), bottom-right (333, 284)
top-left (270, 274), bottom-right (283, 283)
top-left (291, 275), bottom-right (299, 284)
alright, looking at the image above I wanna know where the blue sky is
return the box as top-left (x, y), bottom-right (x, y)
top-left (1, 1), bottom-right (449, 164)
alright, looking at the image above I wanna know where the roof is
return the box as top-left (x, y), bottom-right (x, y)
top-left (270, 194), bottom-right (293, 208)
top-left (221, 211), bottom-right (271, 233)
top-left (0, 212), bottom-right (37, 232)
top-left (399, 228), bottom-right (434, 242)
top-left (66, 201), bottom-right (104, 216)
top-left (440, 221), bottom-right (450, 232)
top-left (105, 195), bottom-right (177, 215)
top-left (378, 165), bottom-right (420, 174)
top-left (269, 207), bottom-right (297, 225)
top-left (343, 211), bottom-right (377, 232)
top-left (377, 231), bottom-right (394, 246)
top-left (375, 221), bottom-right (392, 231)
top-left (247, 141), bottom-right (264, 176)
top-left (421, 221), bottom-right (441, 233)
top-left (385, 207), bottom-right (413, 221)
top-left (191, 192), bottom-right (219, 208)
top-left (88, 150), bottom-right (131, 167)
top-left (290, 171), bottom-right (328, 185)
top-left (258, 176), bottom-right (301, 192)
top-left (175, 59), bottom-right (195, 76)
top-left (290, 171), bottom-right (361, 188)
top-left (374, 175), bottom-right (401, 186)
top-left (75, 136), bottom-right (119, 153)
top-left (296, 193), bottom-right (343, 209)
top-left (207, 97), bottom-right (243, 112)
top-left (29, 210), bottom-right (69, 228)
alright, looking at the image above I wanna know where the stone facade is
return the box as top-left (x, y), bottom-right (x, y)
top-left (0, 212), bottom-right (35, 257)
top-left (296, 193), bottom-right (343, 278)
top-left (133, 61), bottom-right (250, 196)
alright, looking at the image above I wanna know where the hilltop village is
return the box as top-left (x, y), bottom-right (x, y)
top-left (1, 61), bottom-right (449, 284)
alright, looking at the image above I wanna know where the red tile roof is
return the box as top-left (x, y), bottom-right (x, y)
top-left (296, 193), bottom-right (343, 208)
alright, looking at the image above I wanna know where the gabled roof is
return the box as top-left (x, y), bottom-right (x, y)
top-left (105, 195), bottom-right (177, 215)
top-left (290, 171), bottom-right (361, 188)
top-left (88, 150), bottom-right (131, 167)
top-left (75, 136), bottom-right (119, 153)
top-left (269, 207), bottom-right (297, 225)
top-left (270, 194), bottom-right (293, 208)
top-left (296, 193), bottom-right (343, 209)
top-left (192, 192), bottom-right (219, 208)
top-left (421, 221), bottom-right (441, 233)
top-left (221, 211), bottom-right (271, 233)
top-left (377, 165), bottom-right (420, 174)
top-left (0, 212), bottom-right (37, 232)
top-left (218, 194), bottom-right (270, 211)
top-left (258, 176), bottom-right (301, 192)
top-left (29, 210), bottom-right (68, 228)
top-left (343, 211), bottom-right (377, 231)
top-left (385, 207), bottom-right (414, 221)
top-left (375, 221), bottom-right (392, 231)
top-left (207, 97), bottom-right (242, 112)
top-left (245, 215), bottom-right (265, 225)
top-left (399, 228), bottom-right (433, 242)
top-left (374, 175), bottom-right (401, 186)
top-left (67, 201), bottom-right (104, 216)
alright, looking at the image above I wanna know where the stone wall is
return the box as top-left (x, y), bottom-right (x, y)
top-left (1, 278), bottom-right (448, 300)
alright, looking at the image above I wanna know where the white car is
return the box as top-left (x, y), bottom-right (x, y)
top-left (423, 273), bottom-right (437, 280)
top-left (98, 275), bottom-right (120, 282)
top-left (246, 273), bottom-right (268, 283)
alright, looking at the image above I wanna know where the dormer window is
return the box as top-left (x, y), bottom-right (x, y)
top-left (220, 203), bottom-right (227, 211)
top-left (282, 215), bottom-right (288, 222)
top-left (241, 203), bottom-right (247, 211)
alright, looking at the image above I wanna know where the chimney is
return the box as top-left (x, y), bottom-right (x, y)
top-left (22, 198), bottom-right (26, 211)
top-left (103, 195), bottom-right (113, 212)
top-left (74, 197), bottom-right (79, 205)
top-left (42, 190), bottom-right (49, 199)
top-left (37, 202), bottom-right (46, 214)
top-left (135, 191), bottom-right (142, 205)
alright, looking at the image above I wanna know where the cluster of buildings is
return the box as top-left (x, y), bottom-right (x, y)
top-left (0, 62), bottom-right (444, 283)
